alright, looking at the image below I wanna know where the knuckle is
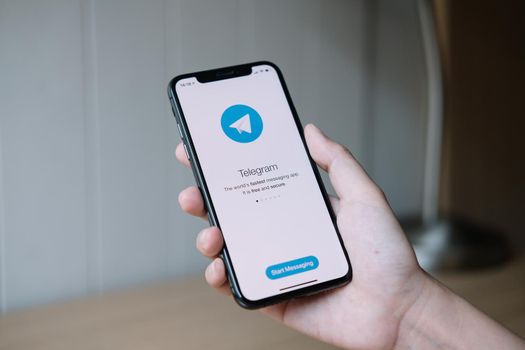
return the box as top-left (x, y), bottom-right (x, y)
top-left (332, 144), bottom-right (353, 164)
top-left (369, 185), bottom-right (388, 204)
top-left (333, 143), bottom-right (349, 157)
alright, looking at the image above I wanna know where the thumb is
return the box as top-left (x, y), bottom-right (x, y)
top-left (304, 123), bottom-right (383, 205)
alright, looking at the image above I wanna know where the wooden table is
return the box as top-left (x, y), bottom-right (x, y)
top-left (1, 257), bottom-right (524, 350)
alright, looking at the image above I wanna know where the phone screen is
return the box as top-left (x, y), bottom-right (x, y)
top-left (175, 63), bottom-right (349, 302)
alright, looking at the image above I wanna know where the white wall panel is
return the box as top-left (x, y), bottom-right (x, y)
top-left (92, 0), bottom-right (171, 289)
top-left (0, 102), bottom-right (6, 313)
top-left (163, 0), bottom-right (199, 278)
top-left (0, 0), bottom-right (428, 310)
top-left (81, 0), bottom-right (103, 293)
top-left (369, 0), bottom-right (427, 217)
top-left (0, 0), bottom-right (88, 310)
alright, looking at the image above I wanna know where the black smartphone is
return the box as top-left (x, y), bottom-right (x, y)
top-left (168, 61), bottom-right (351, 309)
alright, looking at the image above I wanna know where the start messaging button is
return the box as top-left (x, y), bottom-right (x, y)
top-left (265, 256), bottom-right (319, 280)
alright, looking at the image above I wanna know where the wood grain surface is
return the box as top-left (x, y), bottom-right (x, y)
top-left (1, 257), bottom-right (524, 350)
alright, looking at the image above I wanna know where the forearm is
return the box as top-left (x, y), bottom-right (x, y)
top-left (395, 274), bottom-right (525, 349)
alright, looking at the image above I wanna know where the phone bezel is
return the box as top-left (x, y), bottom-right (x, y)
top-left (167, 61), bottom-right (352, 309)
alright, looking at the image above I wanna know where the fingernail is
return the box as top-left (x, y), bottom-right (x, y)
top-left (312, 123), bottom-right (324, 136)
top-left (206, 260), bottom-right (217, 279)
top-left (213, 258), bottom-right (221, 272)
top-left (205, 262), bottom-right (212, 279)
top-left (197, 229), bottom-right (207, 249)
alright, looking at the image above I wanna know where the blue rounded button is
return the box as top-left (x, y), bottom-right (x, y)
top-left (221, 104), bottom-right (263, 143)
top-left (265, 256), bottom-right (319, 280)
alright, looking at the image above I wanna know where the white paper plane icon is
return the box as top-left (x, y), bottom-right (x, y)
top-left (229, 114), bottom-right (252, 134)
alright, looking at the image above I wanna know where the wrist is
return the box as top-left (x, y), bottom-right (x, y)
top-left (393, 271), bottom-right (525, 350)
top-left (394, 272), bottom-right (462, 350)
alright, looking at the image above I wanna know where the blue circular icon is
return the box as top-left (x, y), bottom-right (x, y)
top-left (221, 104), bottom-right (263, 143)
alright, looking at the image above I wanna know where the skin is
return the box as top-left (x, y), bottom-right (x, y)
top-left (176, 124), bottom-right (525, 349)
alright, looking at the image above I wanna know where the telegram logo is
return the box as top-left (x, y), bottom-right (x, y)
top-left (221, 104), bottom-right (263, 143)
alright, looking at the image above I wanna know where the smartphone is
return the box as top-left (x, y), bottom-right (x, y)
top-left (168, 61), bottom-right (351, 309)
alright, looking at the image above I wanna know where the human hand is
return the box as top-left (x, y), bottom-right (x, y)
top-left (176, 123), bottom-right (431, 349)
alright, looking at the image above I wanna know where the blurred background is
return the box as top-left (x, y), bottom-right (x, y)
top-left (0, 0), bottom-right (523, 348)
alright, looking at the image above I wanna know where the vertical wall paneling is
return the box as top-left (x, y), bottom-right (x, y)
top-left (237, 0), bottom-right (257, 60)
top-left (358, 0), bottom-right (379, 170)
top-left (369, 0), bottom-right (427, 217)
top-left (179, 0), bottom-right (241, 71)
top-left (0, 0), bottom-right (7, 313)
top-left (0, 0), bottom-right (88, 310)
top-left (94, 0), bottom-right (170, 289)
top-left (300, 0), bottom-right (322, 128)
top-left (0, 0), bottom-right (428, 310)
top-left (81, 0), bottom-right (103, 292)
top-left (164, 0), bottom-right (180, 278)
top-left (0, 0), bottom-right (6, 306)
top-left (164, 0), bottom-right (197, 278)
top-left (0, 128), bottom-right (6, 313)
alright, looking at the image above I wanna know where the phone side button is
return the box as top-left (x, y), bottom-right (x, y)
top-left (183, 143), bottom-right (190, 160)
top-left (177, 123), bottom-right (184, 138)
